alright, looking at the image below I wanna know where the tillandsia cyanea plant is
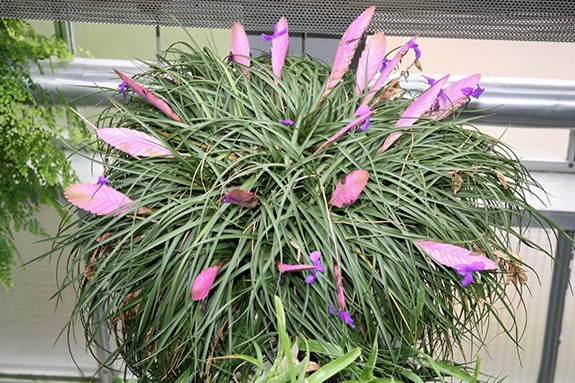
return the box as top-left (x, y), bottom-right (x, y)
top-left (51, 5), bottom-right (558, 382)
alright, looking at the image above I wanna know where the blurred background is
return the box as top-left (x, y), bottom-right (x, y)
top-left (0, 1), bottom-right (574, 382)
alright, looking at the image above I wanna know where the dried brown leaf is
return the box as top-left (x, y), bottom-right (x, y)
top-left (448, 170), bottom-right (463, 193)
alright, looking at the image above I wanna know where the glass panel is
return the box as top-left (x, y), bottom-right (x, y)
top-left (477, 126), bottom-right (569, 161)
top-left (457, 228), bottom-right (555, 382)
top-left (0, 207), bottom-right (98, 377)
top-left (553, 250), bottom-right (575, 383)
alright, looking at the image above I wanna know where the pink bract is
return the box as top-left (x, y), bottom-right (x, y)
top-left (113, 69), bottom-right (182, 122)
top-left (329, 169), bottom-right (370, 208)
top-left (356, 32), bottom-right (387, 96)
top-left (231, 22), bottom-right (251, 78)
top-left (64, 183), bottom-right (150, 216)
top-left (191, 265), bottom-right (222, 301)
top-left (376, 74), bottom-right (450, 155)
top-left (271, 17), bottom-right (289, 81)
top-left (321, 6), bottom-right (375, 100)
top-left (97, 127), bottom-right (172, 157)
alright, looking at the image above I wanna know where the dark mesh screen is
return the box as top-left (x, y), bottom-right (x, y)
top-left (1, 0), bottom-right (575, 42)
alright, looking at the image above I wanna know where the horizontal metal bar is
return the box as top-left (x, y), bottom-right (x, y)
top-left (31, 58), bottom-right (575, 128)
top-left (521, 160), bottom-right (575, 173)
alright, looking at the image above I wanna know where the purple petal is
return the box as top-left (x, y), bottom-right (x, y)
top-left (461, 85), bottom-right (484, 99)
top-left (461, 272), bottom-right (474, 287)
top-left (422, 75), bottom-right (436, 86)
top-left (405, 40), bottom-right (421, 59)
top-left (461, 87), bottom-right (473, 96)
top-left (438, 89), bottom-right (447, 102)
top-left (454, 261), bottom-right (487, 274)
top-left (329, 303), bottom-right (339, 315)
top-left (118, 81), bottom-right (127, 98)
top-left (97, 175), bottom-right (110, 185)
top-left (305, 270), bottom-right (318, 284)
top-left (328, 304), bottom-right (355, 329)
top-left (380, 57), bottom-right (391, 72)
top-left (261, 27), bottom-right (287, 41)
top-left (471, 85), bottom-right (484, 98)
top-left (309, 251), bottom-right (325, 273)
top-left (339, 310), bottom-right (356, 328)
top-left (280, 119), bottom-right (295, 125)
top-left (360, 119), bottom-right (370, 131)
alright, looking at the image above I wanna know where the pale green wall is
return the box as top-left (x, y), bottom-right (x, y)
top-left (71, 23), bottom-right (231, 60)
top-left (28, 20), bottom-right (232, 60)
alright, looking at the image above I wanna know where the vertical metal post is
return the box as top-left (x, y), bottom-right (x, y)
top-left (566, 130), bottom-right (575, 168)
top-left (65, 21), bottom-right (75, 55)
top-left (155, 25), bottom-right (161, 55)
top-left (53, 21), bottom-right (75, 55)
top-left (537, 230), bottom-right (574, 383)
top-left (94, 305), bottom-right (114, 383)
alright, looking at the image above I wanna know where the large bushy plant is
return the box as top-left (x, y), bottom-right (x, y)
top-left (0, 19), bottom-right (85, 289)
top-left (50, 7), bottom-right (557, 382)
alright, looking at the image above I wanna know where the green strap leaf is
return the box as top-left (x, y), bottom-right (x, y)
top-left (307, 347), bottom-right (361, 383)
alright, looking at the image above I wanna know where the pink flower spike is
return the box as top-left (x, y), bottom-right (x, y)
top-left (427, 74), bottom-right (482, 120)
top-left (415, 240), bottom-right (498, 286)
top-left (314, 108), bottom-right (375, 154)
top-left (224, 189), bottom-right (259, 208)
top-left (376, 74), bottom-right (450, 155)
top-left (321, 6), bottom-right (376, 100)
top-left (191, 265), bottom-right (222, 301)
top-left (231, 22), bottom-right (251, 79)
top-left (64, 183), bottom-right (151, 216)
top-left (333, 263), bottom-right (346, 310)
top-left (113, 69), bottom-right (182, 122)
top-left (361, 35), bottom-right (419, 107)
top-left (271, 17), bottom-right (289, 81)
top-left (356, 32), bottom-right (387, 96)
top-left (97, 127), bottom-right (172, 158)
top-left (329, 169), bottom-right (369, 208)
top-left (277, 264), bottom-right (317, 273)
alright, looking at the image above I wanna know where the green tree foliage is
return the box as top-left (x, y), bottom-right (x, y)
top-left (0, 19), bottom-right (84, 289)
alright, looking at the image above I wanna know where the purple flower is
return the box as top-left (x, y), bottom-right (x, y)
top-left (461, 85), bottom-right (484, 99)
top-left (279, 250), bottom-right (325, 284)
top-left (309, 251), bottom-right (325, 272)
top-left (405, 40), bottom-right (421, 60)
top-left (453, 261), bottom-right (487, 287)
top-left (279, 119), bottom-right (295, 125)
top-left (97, 175), bottom-right (110, 185)
top-left (422, 75), bottom-right (436, 86)
top-left (118, 81), bottom-right (128, 98)
top-left (305, 270), bottom-right (318, 284)
top-left (329, 304), bottom-right (355, 329)
top-left (261, 27), bottom-right (288, 41)
top-left (355, 105), bottom-right (371, 131)
top-left (415, 240), bottom-right (498, 287)
top-left (438, 89), bottom-right (447, 102)
top-left (380, 57), bottom-right (391, 72)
